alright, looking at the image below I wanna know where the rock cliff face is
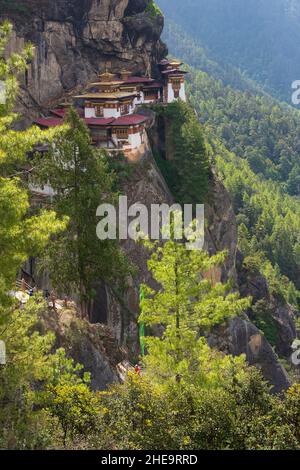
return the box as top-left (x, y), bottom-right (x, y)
top-left (208, 317), bottom-right (291, 394)
top-left (1, 0), bottom-right (167, 121)
top-left (38, 305), bottom-right (126, 390)
top-left (205, 179), bottom-right (293, 393)
top-left (238, 261), bottom-right (297, 358)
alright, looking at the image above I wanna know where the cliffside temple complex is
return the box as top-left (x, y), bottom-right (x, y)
top-left (35, 60), bottom-right (187, 153)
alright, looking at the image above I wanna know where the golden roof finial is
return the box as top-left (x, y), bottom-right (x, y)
top-left (120, 69), bottom-right (132, 79)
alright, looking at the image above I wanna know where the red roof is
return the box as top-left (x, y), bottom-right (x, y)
top-left (84, 117), bottom-right (115, 126)
top-left (35, 114), bottom-right (149, 129)
top-left (35, 117), bottom-right (63, 128)
top-left (112, 114), bottom-right (148, 126)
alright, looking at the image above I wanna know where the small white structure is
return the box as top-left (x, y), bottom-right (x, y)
top-left (15, 291), bottom-right (30, 304)
top-left (0, 340), bottom-right (6, 366)
top-left (29, 182), bottom-right (56, 198)
top-left (159, 59), bottom-right (187, 104)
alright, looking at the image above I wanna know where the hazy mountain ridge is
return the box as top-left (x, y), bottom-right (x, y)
top-left (157, 0), bottom-right (300, 102)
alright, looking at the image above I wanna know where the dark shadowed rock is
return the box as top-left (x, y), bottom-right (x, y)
top-left (238, 261), bottom-right (297, 357)
top-left (208, 317), bottom-right (291, 393)
top-left (205, 173), bottom-right (238, 284)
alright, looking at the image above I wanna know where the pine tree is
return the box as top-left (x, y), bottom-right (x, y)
top-left (0, 22), bottom-right (66, 321)
top-left (140, 239), bottom-right (251, 384)
top-left (34, 108), bottom-right (130, 315)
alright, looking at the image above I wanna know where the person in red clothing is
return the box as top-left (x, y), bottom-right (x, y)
top-left (134, 364), bottom-right (142, 376)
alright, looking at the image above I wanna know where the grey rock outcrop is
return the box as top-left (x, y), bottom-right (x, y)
top-left (2, 0), bottom-right (167, 122)
top-left (208, 317), bottom-right (290, 393)
top-left (38, 307), bottom-right (125, 390)
top-left (238, 260), bottom-right (297, 357)
top-left (205, 174), bottom-right (238, 284)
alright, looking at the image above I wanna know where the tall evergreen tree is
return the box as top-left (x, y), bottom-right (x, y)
top-left (155, 101), bottom-right (210, 203)
top-left (0, 22), bottom-right (66, 321)
top-left (165, 101), bottom-right (210, 203)
top-left (34, 108), bottom-right (130, 315)
top-left (140, 238), bottom-right (250, 384)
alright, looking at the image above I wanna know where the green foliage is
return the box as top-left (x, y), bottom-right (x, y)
top-left (0, 296), bottom-right (89, 449)
top-left (98, 356), bottom-right (300, 450)
top-left (0, 1), bottom-right (29, 14)
top-left (105, 152), bottom-right (134, 190)
top-left (153, 149), bottom-right (179, 195)
top-left (33, 108), bottom-right (131, 311)
top-left (44, 383), bottom-right (101, 447)
top-left (252, 300), bottom-right (279, 348)
top-left (140, 238), bottom-right (250, 384)
top-left (0, 25), bottom-right (106, 449)
top-left (152, 101), bottom-right (210, 203)
top-left (187, 67), bottom-right (300, 196)
top-left (0, 1), bottom-right (50, 15)
top-left (216, 144), bottom-right (300, 297)
top-left (145, 0), bottom-right (162, 17)
top-left (161, 17), bottom-right (300, 306)
top-left (0, 22), bottom-right (66, 320)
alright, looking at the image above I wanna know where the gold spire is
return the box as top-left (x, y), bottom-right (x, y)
top-left (120, 69), bottom-right (132, 80)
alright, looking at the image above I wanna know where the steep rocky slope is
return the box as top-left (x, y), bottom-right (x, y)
top-left (90, 153), bottom-right (292, 392)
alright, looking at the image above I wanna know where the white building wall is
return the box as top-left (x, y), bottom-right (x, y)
top-left (179, 83), bottom-right (186, 101)
top-left (29, 183), bottom-right (56, 197)
top-left (134, 92), bottom-right (144, 107)
top-left (167, 82), bottom-right (186, 103)
top-left (84, 106), bottom-right (121, 119)
top-left (128, 130), bottom-right (143, 149)
top-left (167, 83), bottom-right (175, 103)
top-left (103, 108), bottom-right (121, 119)
top-left (85, 107), bottom-right (96, 118)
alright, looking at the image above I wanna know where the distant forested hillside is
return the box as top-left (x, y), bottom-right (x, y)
top-left (158, 13), bottom-right (300, 307)
top-left (158, 0), bottom-right (300, 102)
top-left (188, 68), bottom-right (300, 196)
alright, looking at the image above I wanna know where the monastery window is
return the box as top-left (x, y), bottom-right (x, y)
top-left (116, 128), bottom-right (129, 139)
top-left (144, 90), bottom-right (155, 97)
top-left (120, 104), bottom-right (130, 115)
top-left (95, 105), bottom-right (104, 117)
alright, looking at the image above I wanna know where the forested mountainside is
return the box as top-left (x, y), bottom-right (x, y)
top-left (161, 19), bottom-right (300, 302)
top-left (1, 0), bottom-right (300, 452)
top-left (157, 0), bottom-right (300, 102)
